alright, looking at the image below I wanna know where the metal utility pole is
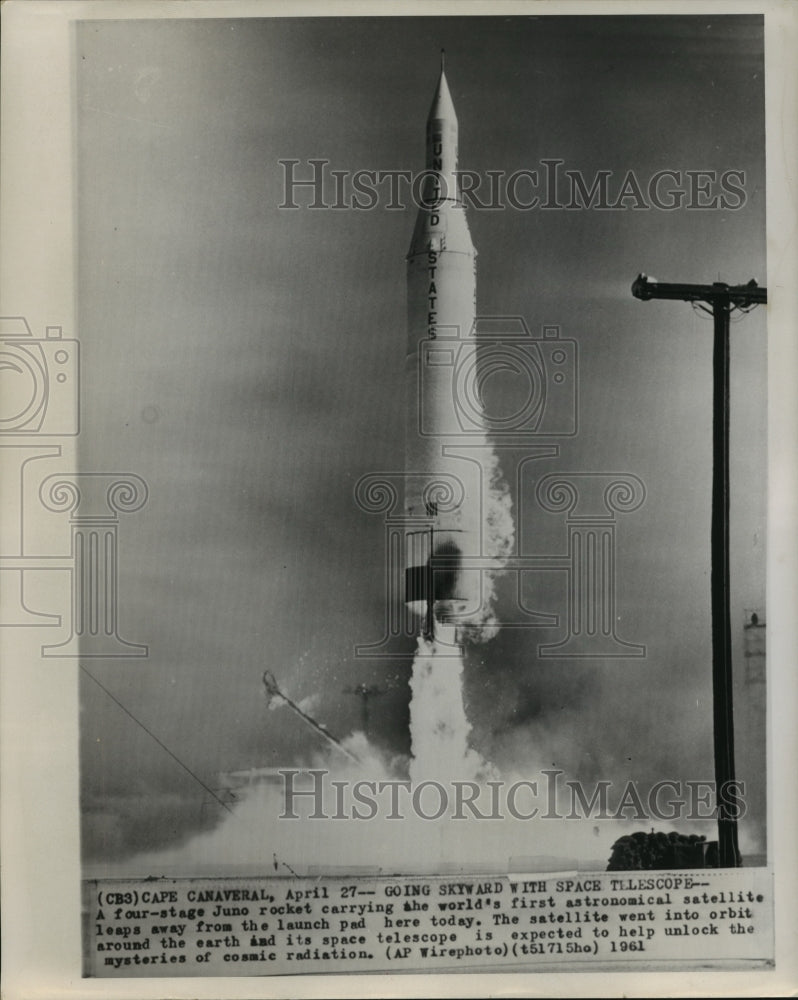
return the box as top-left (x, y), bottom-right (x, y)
top-left (631, 274), bottom-right (767, 868)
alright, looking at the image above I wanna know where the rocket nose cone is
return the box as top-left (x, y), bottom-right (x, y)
top-left (428, 68), bottom-right (457, 123)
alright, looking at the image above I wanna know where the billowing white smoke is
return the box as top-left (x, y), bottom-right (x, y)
top-left (120, 653), bottom-right (723, 877)
top-left (459, 444), bottom-right (515, 645)
top-left (122, 725), bottom-right (705, 878)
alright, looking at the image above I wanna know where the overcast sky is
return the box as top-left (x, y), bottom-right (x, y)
top-left (75, 13), bottom-right (767, 873)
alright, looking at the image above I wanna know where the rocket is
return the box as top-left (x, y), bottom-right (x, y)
top-left (404, 55), bottom-right (482, 642)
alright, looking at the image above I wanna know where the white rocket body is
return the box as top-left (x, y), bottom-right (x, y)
top-left (404, 66), bottom-right (482, 637)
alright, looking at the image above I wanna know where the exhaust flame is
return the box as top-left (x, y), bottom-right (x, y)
top-left (409, 627), bottom-right (499, 784)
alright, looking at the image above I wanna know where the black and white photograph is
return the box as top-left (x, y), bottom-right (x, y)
top-left (1, 1), bottom-right (797, 996)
